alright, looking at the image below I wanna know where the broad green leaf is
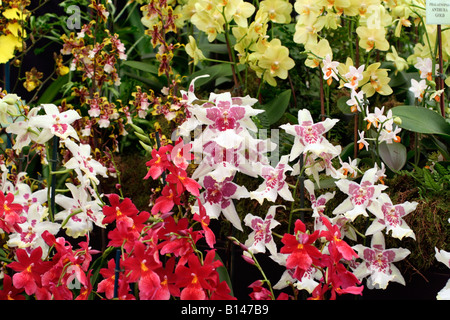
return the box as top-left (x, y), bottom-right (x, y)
top-left (340, 142), bottom-right (355, 161)
top-left (187, 63), bottom-right (245, 88)
top-left (337, 96), bottom-right (353, 115)
top-left (379, 141), bottom-right (407, 172)
top-left (391, 105), bottom-right (450, 137)
top-left (257, 89), bottom-right (291, 126)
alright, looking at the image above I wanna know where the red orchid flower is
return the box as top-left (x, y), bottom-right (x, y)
top-left (144, 145), bottom-right (173, 180)
top-left (0, 192), bottom-right (25, 233)
top-left (0, 275), bottom-right (25, 300)
top-left (319, 216), bottom-right (358, 261)
top-left (157, 217), bottom-right (203, 265)
top-left (151, 184), bottom-right (181, 216)
top-left (193, 200), bottom-right (216, 248)
top-left (170, 137), bottom-right (193, 170)
top-left (102, 194), bottom-right (139, 227)
top-left (166, 167), bottom-right (201, 197)
top-left (175, 250), bottom-right (222, 300)
top-left (7, 247), bottom-right (49, 296)
top-left (280, 219), bottom-right (322, 280)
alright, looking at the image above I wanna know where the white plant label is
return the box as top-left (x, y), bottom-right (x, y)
top-left (426, 0), bottom-right (450, 25)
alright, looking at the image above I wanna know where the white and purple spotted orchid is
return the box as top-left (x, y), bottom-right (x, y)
top-left (178, 75), bottom-right (210, 136)
top-left (250, 155), bottom-right (294, 205)
top-left (7, 203), bottom-right (60, 258)
top-left (29, 103), bottom-right (81, 143)
top-left (63, 139), bottom-right (108, 185)
top-left (192, 92), bottom-right (263, 150)
top-left (55, 183), bottom-right (105, 238)
top-left (333, 167), bottom-right (388, 221)
top-left (5, 106), bottom-right (41, 154)
top-left (366, 193), bottom-right (417, 240)
top-left (304, 179), bottom-right (335, 218)
top-left (280, 109), bottom-right (340, 161)
top-left (244, 205), bottom-right (282, 255)
top-left (199, 173), bottom-right (249, 231)
top-left (352, 232), bottom-right (411, 290)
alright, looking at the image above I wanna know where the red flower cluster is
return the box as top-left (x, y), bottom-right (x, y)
top-left (280, 216), bottom-right (363, 300)
top-left (144, 137), bottom-right (200, 217)
top-left (4, 232), bottom-right (98, 300)
top-left (96, 194), bottom-right (234, 300)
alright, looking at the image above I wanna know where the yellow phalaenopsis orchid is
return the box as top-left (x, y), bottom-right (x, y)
top-left (360, 62), bottom-right (393, 97)
top-left (356, 26), bottom-right (389, 52)
top-left (294, 0), bottom-right (323, 25)
top-left (293, 16), bottom-right (326, 46)
top-left (258, 0), bottom-right (293, 24)
top-left (304, 39), bottom-right (332, 69)
top-left (254, 38), bottom-right (295, 86)
top-left (224, 0), bottom-right (255, 28)
top-left (185, 36), bottom-right (206, 65)
top-left (386, 46), bottom-right (408, 75)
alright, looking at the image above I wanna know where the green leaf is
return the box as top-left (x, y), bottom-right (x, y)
top-left (391, 105), bottom-right (450, 137)
top-left (340, 142), bottom-right (355, 161)
top-left (214, 252), bottom-right (233, 297)
top-left (423, 168), bottom-right (441, 192)
top-left (337, 96), bottom-right (353, 115)
top-left (379, 141), bottom-right (407, 172)
top-left (257, 89), bottom-right (291, 126)
top-left (121, 60), bottom-right (159, 75)
top-left (187, 63), bottom-right (245, 88)
top-left (37, 74), bottom-right (69, 105)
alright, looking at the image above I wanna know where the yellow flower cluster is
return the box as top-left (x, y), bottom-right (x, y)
top-left (0, 0), bottom-right (29, 64)
top-left (182, 0), bottom-right (295, 86)
top-left (295, 0), bottom-right (450, 68)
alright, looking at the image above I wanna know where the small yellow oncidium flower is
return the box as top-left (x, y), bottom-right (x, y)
top-left (23, 67), bottom-right (43, 92)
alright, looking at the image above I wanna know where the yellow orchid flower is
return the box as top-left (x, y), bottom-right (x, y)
top-left (360, 62), bottom-right (393, 97)
top-left (23, 68), bottom-right (43, 92)
top-left (304, 38), bottom-right (333, 69)
top-left (255, 38), bottom-right (295, 86)
top-left (185, 35), bottom-right (206, 65)
top-left (2, 7), bottom-right (28, 20)
top-left (323, 11), bottom-right (341, 29)
top-left (294, 0), bottom-right (323, 20)
top-left (356, 26), bottom-right (389, 52)
top-left (258, 0), bottom-right (293, 24)
top-left (190, 7), bottom-right (225, 42)
top-left (317, 0), bottom-right (351, 10)
top-left (0, 34), bottom-right (22, 64)
top-left (293, 16), bottom-right (326, 46)
top-left (224, 0), bottom-right (255, 28)
top-left (6, 21), bottom-right (26, 38)
top-left (344, 0), bottom-right (380, 17)
top-left (386, 46), bottom-right (408, 75)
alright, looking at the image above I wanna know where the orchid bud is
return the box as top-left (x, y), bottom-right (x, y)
top-left (393, 116), bottom-right (402, 125)
top-left (241, 252), bottom-right (255, 265)
top-left (427, 80), bottom-right (436, 88)
top-left (2, 94), bottom-right (18, 105)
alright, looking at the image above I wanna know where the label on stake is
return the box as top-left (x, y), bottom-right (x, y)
top-left (426, 0), bottom-right (450, 24)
